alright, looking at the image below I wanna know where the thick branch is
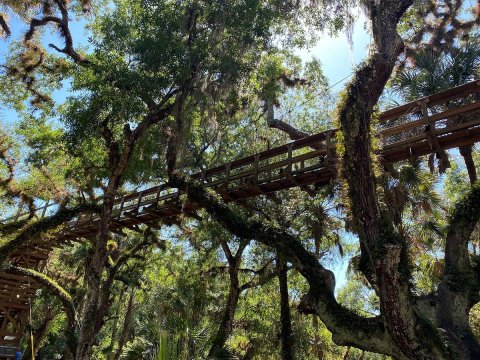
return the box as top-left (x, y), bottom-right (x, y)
top-left (9, 266), bottom-right (75, 327)
top-left (444, 181), bottom-right (480, 278)
top-left (25, 1), bottom-right (88, 64)
top-left (8, 265), bottom-right (77, 355)
top-left (168, 173), bottom-right (399, 356)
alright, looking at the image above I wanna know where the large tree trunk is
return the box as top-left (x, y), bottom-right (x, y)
top-left (208, 242), bottom-right (243, 357)
top-left (208, 274), bottom-right (240, 357)
top-left (75, 138), bottom-right (136, 359)
top-left (75, 192), bottom-right (117, 359)
top-left (336, 1), bottom-right (480, 358)
top-left (277, 256), bottom-right (294, 360)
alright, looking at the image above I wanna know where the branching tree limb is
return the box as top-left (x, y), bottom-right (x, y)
top-left (168, 173), bottom-right (401, 357)
top-left (25, 0), bottom-right (89, 64)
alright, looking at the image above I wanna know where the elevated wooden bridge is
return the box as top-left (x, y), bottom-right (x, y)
top-left (1, 81), bottom-right (480, 351)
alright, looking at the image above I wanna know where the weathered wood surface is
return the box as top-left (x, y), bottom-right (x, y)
top-left (1, 81), bottom-right (480, 347)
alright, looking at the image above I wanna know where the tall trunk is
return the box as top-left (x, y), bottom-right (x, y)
top-left (75, 133), bottom-right (137, 359)
top-left (336, 1), bottom-right (480, 358)
top-left (459, 145), bottom-right (477, 185)
top-left (335, 1), bottom-right (452, 358)
top-left (208, 259), bottom-right (240, 357)
top-left (208, 280), bottom-right (240, 357)
top-left (113, 289), bottom-right (135, 360)
top-left (277, 256), bottom-right (294, 360)
top-left (76, 160), bottom-right (130, 357)
top-left (75, 192), bottom-right (117, 359)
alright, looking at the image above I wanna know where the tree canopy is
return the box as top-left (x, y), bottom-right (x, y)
top-left (1, 0), bottom-right (480, 359)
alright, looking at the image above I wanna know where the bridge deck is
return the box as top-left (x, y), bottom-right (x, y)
top-left (1, 81), bottom-right (480, 347)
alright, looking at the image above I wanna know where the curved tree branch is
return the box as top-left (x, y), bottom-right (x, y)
top-left (25, 1), bottom-right (88, 64)
top-left (8, 266), bottom-right (75, 326)
top-left (7, 265), bottom-right (77, 355)
top-left (168, 173), bottom-right (402, 357)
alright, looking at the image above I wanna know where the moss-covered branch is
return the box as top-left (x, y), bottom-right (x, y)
top-left (440, 181), bottom-right (480, 308)
top-left (168, 173), bottom-right (401, 357)
top-left (8, 265), bottom-right (75, 326)
top-left (445, 180), bottom-right (480, 273)
top-left (6, 265), bottom-right (78, 356)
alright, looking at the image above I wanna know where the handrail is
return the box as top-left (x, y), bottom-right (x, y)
top-left (379, 80), bottom-right (480, 122)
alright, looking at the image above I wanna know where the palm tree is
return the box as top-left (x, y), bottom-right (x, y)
top-left (392, 39), bottom-right (480, 184)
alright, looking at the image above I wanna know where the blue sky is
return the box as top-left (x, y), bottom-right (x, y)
top-left (297, 12), bottom-right (371, 89)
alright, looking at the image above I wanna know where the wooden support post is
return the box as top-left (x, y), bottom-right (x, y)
top-left (284, 172), bottom-right (316, 197)
top-left (135, 191), bottom-right (144, 214)
top-left (224, 163), bottom-right (231, 189)
top-left (117, 196), bottom-right (126, 219)
top-left (286, 143), bottom-right (293, 173)
top-left (74, 213), bottom-right (82, 229)
top-left (421, 100), bottom-right (450, 169)
top-left (13, 201), bottom-right (23, 222)
top-left (253, 154), bottom-right (260, 183)
top-left (40, 200), bottom-right (49, 219)
top-left (155, 186), bottom-right (162, 208)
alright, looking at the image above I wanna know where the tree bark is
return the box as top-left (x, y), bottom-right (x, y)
top-left (335, 1), bottom-right (480, 358)
top-left (277, 256), bottom-right (294, 360)
top-left (208, 241), bottom-right (244, 357)
top-left (334, 1), bottom-right (451, 358)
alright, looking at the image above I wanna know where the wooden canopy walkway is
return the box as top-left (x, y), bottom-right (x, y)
top-left (1, 81), bottom-right (480, 350)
